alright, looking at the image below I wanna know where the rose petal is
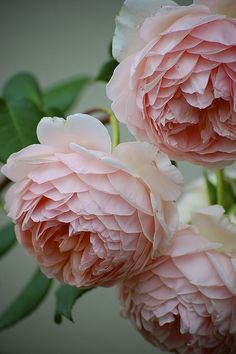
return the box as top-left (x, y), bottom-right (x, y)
top-left (113, 0), bottom-right (177, 62)
top-left (114, 142), bottom-right (183, 201)
top-left (192, 205), bottom-right (236, 257)
top-left (37, 114), bottom-right (112, 153)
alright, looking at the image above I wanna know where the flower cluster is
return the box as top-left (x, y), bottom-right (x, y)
top-left (2, 0), bottom-right (236, 353)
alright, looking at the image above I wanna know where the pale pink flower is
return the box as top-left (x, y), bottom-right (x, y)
top-left (119, 215), bottom-right (236, 353)
top-left (2, 114), bottom-right (182, 287)
top-left (107, 0), bottom-right (236, 169)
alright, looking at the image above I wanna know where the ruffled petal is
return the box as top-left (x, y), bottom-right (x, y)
top-left (192, 205), bottom-right (236, 257)
top-left (113, 142), bottom-right (183, 201)
top-left (1, 144), bottom-right (58, 181)
top-left (113, 0), bottom-right (177, 61)
top-left (37, 114), bottom-right (112, 153)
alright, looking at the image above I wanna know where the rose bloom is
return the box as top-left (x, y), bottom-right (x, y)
top-left (2, 114), bottom-right (182, 287)
top-left (119, 208), bottom-right (236, 353)
top-left (107, 0), bottom-right (236, 169)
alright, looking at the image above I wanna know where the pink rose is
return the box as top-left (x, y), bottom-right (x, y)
top-left (107, 0), bottom-right (236, 169)
top-left (119, 216), bottom-right (236, 353)
top-left (2, 114), bottom-right (182, 287)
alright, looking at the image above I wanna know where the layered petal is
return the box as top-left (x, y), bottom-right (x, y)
top-left (119, 225), bottom-right (236, 353)
top-left (2, 114), bottom-right (182, 287)
top-left (108, 2), bottom-right (236, 168)
top-left (113, 142), bottom-right (183, 201)
top-left (192, 205), bottom-right (236, 257)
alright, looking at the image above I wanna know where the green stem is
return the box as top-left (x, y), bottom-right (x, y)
top-left (109, 112), bottom-right (120, 148)
top-left (100, 108), bottom-right (120, 148)
top-left (216, 169), bottom-right (225, 207)
top-left (203, 169), bottom-right (217, 205)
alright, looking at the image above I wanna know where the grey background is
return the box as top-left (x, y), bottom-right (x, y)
top-left (0, 1), bottom-right (198, 354)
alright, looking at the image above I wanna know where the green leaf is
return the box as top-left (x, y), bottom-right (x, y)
top-left (228, 178), bottom-right (236, 200)
top-left (0, 98), bottom-right (43, 162)
top-left (203, 169), bottom-right (217, 205)
top-left (0, 223), bottom-right (16, 258)
top-left (229, 204), bottom-right (236, 216)
top-left (223, 176), bottom-right (236, 212)
top-left (214, 169), bottom-right (236, 212)
top-left (96, 59), bottom-right (118, 83)
top-left (0, 269), bottom-right (53, 331)
top-left (3, 73), bottom-right (43, 107)
top-left (54, 284), bottom-right (93, 324)
top-left (43, 75), bottom-right (92, 115)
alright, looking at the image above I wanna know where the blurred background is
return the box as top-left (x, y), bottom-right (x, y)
top-left (0, 1), bottom-right (199, 354)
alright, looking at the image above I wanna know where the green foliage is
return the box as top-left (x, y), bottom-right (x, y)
top-left (229, 178), bottom-right (236, 199)
top-left (2, 73), bottom-right (43, 107)
top-left (222, 176), bottom-right (236, 213)
top-left (203, 169), bottom-right (217, 205)
top-left (0, 73), bottom-right (44, 162)
top-left (0, 269), bottom-right (53, 331)
top-left (0, 223), bottom-right (16, 258)
top-left (43, 75), bottom-right (92, 116)
top-left (204, 169), bottom-right (236, 212)
top-left (96, 59), bottom-right (118, 82)
top-left (54, 284), bottom-right (93, 324)
top-left (0, 98), bottom-right (43, 162)
top-left (0, 72), bottom-right (92, 163)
